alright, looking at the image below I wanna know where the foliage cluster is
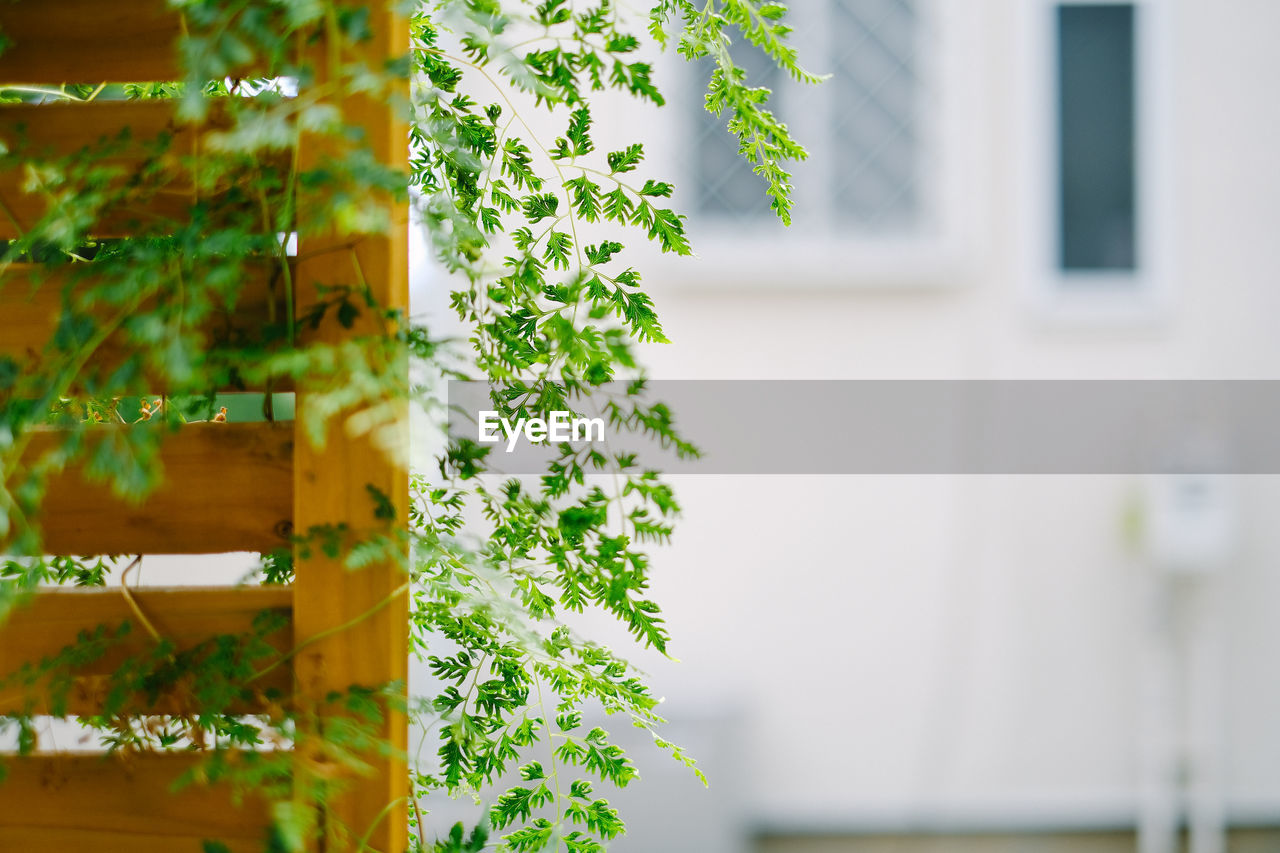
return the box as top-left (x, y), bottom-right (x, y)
top-left (0, 1), bottom-right (809, 850)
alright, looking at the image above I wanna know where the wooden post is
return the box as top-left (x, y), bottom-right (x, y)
top-left (0, 2), bottom-right (408, 849)
top-left (292, 2), bottom-right (409, 851)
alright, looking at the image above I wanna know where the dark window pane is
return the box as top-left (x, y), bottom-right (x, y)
top-left (1057, 4), bottom-right (1137, 271)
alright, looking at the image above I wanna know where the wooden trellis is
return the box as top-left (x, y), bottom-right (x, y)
top-left (0, 3), bottom-right (409, 851)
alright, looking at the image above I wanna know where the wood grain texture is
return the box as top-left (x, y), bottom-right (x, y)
top-left (0, 261), bottom-right (295, 391)
top-left (0, 101), bottom-right (201, 239)
top-left (0, 753), bottom-right (274, 853)
top-left (0, 0), bottom-right (184, 83)
top-left (16, 422), bottom-right (295, 555)
top-left (0, 586), bottom-right (293, 715)
top-left (293, 3), bottom-right (410, 850)
top-left (0, 101), bottom-right (284, 239)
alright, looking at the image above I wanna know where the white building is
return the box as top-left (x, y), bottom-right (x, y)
top-left (555, 1), bottom-right (1280, 852)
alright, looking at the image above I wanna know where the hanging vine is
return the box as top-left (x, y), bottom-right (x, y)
top-left (0, 0), bottom-right (813, 850)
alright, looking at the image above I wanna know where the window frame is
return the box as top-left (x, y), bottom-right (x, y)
top-left (1019, 0), bottom-right (1174, 324)
top-left (651, 0), bottom-right (986, 290)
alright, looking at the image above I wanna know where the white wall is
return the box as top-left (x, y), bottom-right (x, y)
top-left (567, 0), bottom-right (1280, 836)
top-left (412, 0), bottom-right (1280, 841)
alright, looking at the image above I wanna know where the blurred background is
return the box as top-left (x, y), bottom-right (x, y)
top-left (128, 1), bottom-right (1280, 851)
top-left (424, 1), bottom-right (1280, 852)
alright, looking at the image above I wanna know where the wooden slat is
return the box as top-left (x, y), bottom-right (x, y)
top-left (293, 3), bottom-right (409, 850)
top-left (0, 100), bottom-right (190, 142)
top-left (0, 753), bottom-right (274, 853)
top-left (0, 0), bottom-right (184, 84)
top-left (0, 586), bottom-right (292, 716)
top-left (0, 101), bottom-right (201, 239)
top-left (0, 101), bottom-right (284, 239)
top-left (15, 422), bottom-right (294, 555)
top-left (0, 261), bottom-right (295, 391)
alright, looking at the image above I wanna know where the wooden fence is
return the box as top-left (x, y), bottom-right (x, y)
top-left (0, 3), bottom-right (409, 851)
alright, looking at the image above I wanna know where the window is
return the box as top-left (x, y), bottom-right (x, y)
top-left (664, 0), bottom-right (982, 288)
top-left (692, 0), bottom-right (925, 233)
top-left (1024, 0), bottom-right (1170, 320)
top-left (1056, 5), bottom-right (1137, 272)
top-left (829, 0), bottom-right (923, 230)
top-left (691, 43), bottom-right (783, 223)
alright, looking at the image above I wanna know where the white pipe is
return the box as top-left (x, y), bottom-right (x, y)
top-left (1186, 579), bottom-right (1226, 853)
top-left (1138, 578), bottom-right (1178, 853)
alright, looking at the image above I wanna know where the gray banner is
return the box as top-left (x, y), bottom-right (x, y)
top-left (446, 381), bottom-right (1280, 474)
